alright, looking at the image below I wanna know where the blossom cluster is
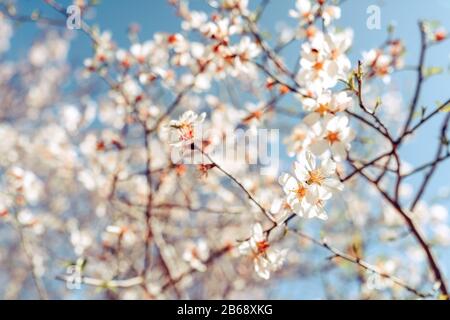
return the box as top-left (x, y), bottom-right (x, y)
top-left (280, 0), bottom-right (354, 222)
top-left (167, 0), bottom-right (355, 280)
top-left (0, 0), bottom-right (449, 299)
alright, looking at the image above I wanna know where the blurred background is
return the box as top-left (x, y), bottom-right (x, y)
top-left (2, 0), bottom-right (450, 299)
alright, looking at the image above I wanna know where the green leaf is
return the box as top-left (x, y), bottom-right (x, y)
top-left (412, 109), bottom-right (424, 119)
top-left (374, 97), bottom-right (382, 111)
top-left (387, 23), bottom-right (396, 35)
top-left (423, 66), bottom-right (443, 78)
top-left (420, 106), bottom-right (427, 119)
top-left (441, 104), bottom-right (450, 112)
top-left (424, 20), bottom-right (441, 30)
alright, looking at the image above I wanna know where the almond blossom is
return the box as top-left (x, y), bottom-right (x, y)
top-left (168, 110), bottom-right (206, 147)
top-left (289, 0), bottom-right (315, 26)
top-left (182, 239), bottom-right (210, 272)
top-left (301, 90), bottom-right (353, 126)
top-left (279, 151), bottom-right (342, 220)
top-left (0, 0), bottom-right (447, 301)
top-left (309, 115), bottom-right (355, 161)
top-left (238, 223), bottom-right (288, 280)
top-left (290, 0), bottom-right (340, 27)
top-left (0, 15), bottom-right (12, 54)
top-left (130, 41), bottom-right (153, 64)
top-left (294, 151), bottom-right (343, 196)
top-left (5, 167), bottom-right (43, 205)
top-left (279, 171), bottom-right (329, 220)
top-left (296, 29), bottom-right (352, 91)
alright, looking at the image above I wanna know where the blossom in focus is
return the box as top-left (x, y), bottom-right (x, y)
top-left (361, 42), bottom-right (405, 83)
top-left (278, 151), bottom-right (343, 220)
top-left (301, 90), bottom-right (353, 126)
top-left (168, 110), bottom-right (206, 147)
top-left (279, 172), bottom-right (315, 217)
top-left (295, 151), bottom-right (343, 196)
top-left (309, 115), bottom-right (355, 161)
top-left (239, 223), bottom-right (288, 279)
top-left (296, 30), bottom-right (352, 90)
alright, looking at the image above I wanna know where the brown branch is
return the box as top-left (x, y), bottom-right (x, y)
top-left (142, 127), bottom-right (154, 280)
top-left (352, 162), bottom-right (449, 297)
top-left (15, 219), bottom-right (49, 300)
top-left (341, 150), bottom-right (394, 182)
top-left (197, 147), bottom-right (277, 224)
top-left (291, 229), bottom-right (432, 298)
top-left (355, 61), bottom-right (392, 139)
top-left (402, 153), bottom-right (450, 178)
top-left (409, 113), bottom-right (450, 211)
top-left (403, 98), bottom-right (450, 138)
top-left (400, 22), bottom-right (427, 138)
top-left (56, 275), bottom-right (143, 289)
top-left (160, 246), bottom-right (230, 292)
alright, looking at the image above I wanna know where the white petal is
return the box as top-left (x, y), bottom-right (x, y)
top-left (294, 161), bottom-right (309, 182)
top-left (252, 223), bottom-right (264, 242)
top-left (309, 140), bottom-right (329, 156)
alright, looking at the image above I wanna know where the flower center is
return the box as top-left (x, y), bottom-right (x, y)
top-left (295, 184), bottom-right (308, 200)
top-left (316, 103), bottom-right (330, 116)
top-left (326, 131), bottom-right (340, 144)
top-left (168, 34), bottom-right (178, 44)
top-left (305, 26), bottom-right (316, 38)
top-left (313, 61), bottom-right (324, 71)
top-left (293, 130), bottom-right (306, 141)
top-left (256, 240), bottom-right (270, 254)
top-left (191, 248), bottom-right (200, 260)
top-left (179, 123), bottom-right (194, 141)
top-left (331, 49), bottom-right (340, 60)
top-left (307, 169), bottom-right (324, 185)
